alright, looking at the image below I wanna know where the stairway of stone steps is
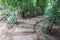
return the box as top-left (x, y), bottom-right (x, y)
top-left (1, 16), bottom-right (60, 40)
top-left (0, 16), bottom-right (45, 40)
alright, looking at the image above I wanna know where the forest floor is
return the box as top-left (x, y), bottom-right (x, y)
top-left (0, 16), bottom-right (60, 40)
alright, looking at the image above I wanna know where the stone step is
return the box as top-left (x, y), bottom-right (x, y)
top-left (19, 19), bottom-right (37, 25)
top-left (11, 34), bottom-right (37, 40)
top-left (13, 27), bottom-right (34, 33)
top-left (11, 33), bottom-right (35, 36)
top-left (53, 25), bottom-right (60, 28)
top-left (17, 23), bottom-right (34, 28)
top-left (31, 16), bottom-right (45, 21)
top-left (0, 22), bottom-right (8, 35)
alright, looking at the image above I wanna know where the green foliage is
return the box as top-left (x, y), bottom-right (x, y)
top-left (0, 0), bottom-right (19, 12)
top-left (54, 13), bottom-right (60, 24)
top-left (37, 0), bottom-right (47, 15)
top-left (7, 14), bottom-right (18, 24)
top-left (0, 0), bottom-right (47, 18)
top-left (40, 0), bottom-right (60, 33)
top-left (40, 23), bottom-right (48, 32)
top-left (20, 0), bottom-right (47, 18)
top-left (20, 0), bottom-right (37, 17)
top-left (0, 10), bottom-right (4, 16)
top-left (40, 35), bottom-right (49, 40)
top-left (53, 0), bottom-right (60, 24)
top-left (0, 0), bottom-right (60, 24)
top-left (38, 0), bottom-right (60, 35)
top-left (0, 0), bottom-right (19, 24)
top-left (44, 0), bottom-right (60, 24)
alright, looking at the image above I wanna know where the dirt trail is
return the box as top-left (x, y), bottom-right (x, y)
top-left (0, 16), bottom-right (60, 40)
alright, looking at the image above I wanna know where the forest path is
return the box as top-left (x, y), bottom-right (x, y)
top-left (0, 16), bottom-right (44, 40)
top-left (0, 16), bottom-right (60, 40)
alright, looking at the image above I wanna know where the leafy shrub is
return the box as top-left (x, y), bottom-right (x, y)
top-left (20, 0), bottom-right (46, 18)
top-left (40, 23), bottom-right (48, 32)
top-left (42, 0), bottom-right (60, 33)
top-left (40, 0), bottom-right (60, 33)
top-left (0, 0), bottom-right (19, 12)
top-left (0, 0), bottom-right (19, 24)
top-left (7, 14), bottom-right (18, 24)
top-left (40, 35), bottom-right (49, 40)
top-left (0, 10), bottom-right (4, 16)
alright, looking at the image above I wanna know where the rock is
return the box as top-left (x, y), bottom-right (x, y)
top-left (13, 27), bottom-right (34, 33)
top-left (31, 16), bottom-right (45, 21)
top-left (53, 25), bottom-right (60, 28)
top-left (11, 34), bottom-right (37, 40)
top-left (18, 23), bottom-right (34, 28)
top-left (0, 22), bottom-right (8, 35)
top-left (19, 19), bottom-right (37, 25)
top-left (0, 34), bottom-right (10, 40)
top-left (0, 22), bottom-right (11, 40)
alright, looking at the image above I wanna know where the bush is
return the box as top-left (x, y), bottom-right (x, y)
top-left (40, 35), bottom-right (49, 40)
